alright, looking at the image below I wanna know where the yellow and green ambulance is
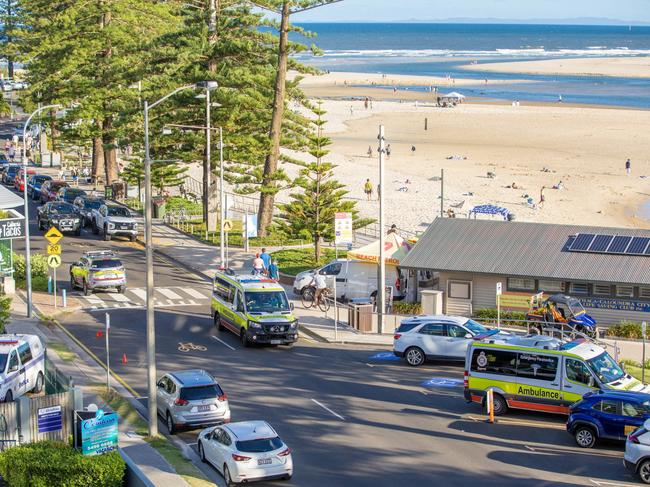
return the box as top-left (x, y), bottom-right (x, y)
top-left (211, 271), bottom-right (298, 347)
top-left (464, 334), bottom-right (650, 415)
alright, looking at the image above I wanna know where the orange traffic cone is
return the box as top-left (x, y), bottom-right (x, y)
top-left (96, 331), bottom-right (103, 338)
top-left (122, 353), bottom-right (128, 365)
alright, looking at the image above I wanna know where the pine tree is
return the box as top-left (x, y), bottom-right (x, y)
top-left (276, 102), bottom-right (372, 262)
top-left (122, 158), bottom-right (187, 197)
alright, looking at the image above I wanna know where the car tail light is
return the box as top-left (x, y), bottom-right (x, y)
top-left (393, 334), bottom-right (401, 340)
top-left (218, 394), bottom-right (228, 402)
top-left (463, 370), bottom-right (469, 388)
top-left (174, 398), bottom-right (189, 406)
top-left (232, 453), bottom-right (251, 462)
top-left (630, 428), bottom-right (646, 444)
top-left (278, 448), bottom-right (292, 457)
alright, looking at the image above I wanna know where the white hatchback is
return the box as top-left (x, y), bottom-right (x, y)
top-left (624, 419), bottom-right (650, 484)
top-left (393, 315), bottom-right (498, 366)
top-left (198, 420), bottom-right (293, 485)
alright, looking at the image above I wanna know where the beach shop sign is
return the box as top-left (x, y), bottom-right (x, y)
top-left (75, 409), bottom-right (118, 456)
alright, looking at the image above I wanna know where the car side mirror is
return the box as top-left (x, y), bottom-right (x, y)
top-left (464, 333), bottom-right (472, 339)
top-left (588, 376), bottom-right (595, 387)
top-left (156, 381), bottom-right (164, 388)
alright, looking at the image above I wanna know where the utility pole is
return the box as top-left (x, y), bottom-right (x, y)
top-left (440, 168), bottom-right (444, 218)
top-left (378, 125), bottom-right (386, 333)
top-left (205, 87), bottom-right (211, 228)
top-left (219, 127), bottom-right (225, 266)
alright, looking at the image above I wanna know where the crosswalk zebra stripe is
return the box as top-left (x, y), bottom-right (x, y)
top-left (130, 288), bottom-right (147, 301)
top-left (110, 292), bottom-right (130, 302)
top-left (157, 288), bottom-right (183, 300)
top-left (182, 288), bottom-right (206, 300)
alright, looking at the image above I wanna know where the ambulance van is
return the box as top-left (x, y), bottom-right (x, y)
top-left (0, 334), bottom-right (46, 402)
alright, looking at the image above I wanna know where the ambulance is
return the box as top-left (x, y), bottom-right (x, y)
top-left (0, 334), bottom-right (46, 402)
top-left (464, 332), bottom-right (649, 416)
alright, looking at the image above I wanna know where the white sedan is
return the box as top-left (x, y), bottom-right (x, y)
top-left (198, 420), bottom-right (293, 485)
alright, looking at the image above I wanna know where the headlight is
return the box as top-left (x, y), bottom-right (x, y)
top-left (290, 321), bottom-right (298, 329)
top-left (108, 223), bottom-right (115, 229)
top-left (133, 222), bottom-right (138, 229)
top-left (248, 321), bottom-right (262, 329)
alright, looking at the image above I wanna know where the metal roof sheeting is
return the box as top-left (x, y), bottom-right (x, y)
top-left (401, 219), bottom-right (650, 285)
top-left (0, 185), bottom-right (24, 209)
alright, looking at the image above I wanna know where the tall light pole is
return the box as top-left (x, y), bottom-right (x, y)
top-left (219, 126), bottom-right (225, 267)
top-left (377, 125), bottom-right (386, 333)
top-left (22, 103), bottom-right (61, 318)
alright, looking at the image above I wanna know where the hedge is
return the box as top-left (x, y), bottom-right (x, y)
top-left (13, 252), bottom-right (49, 280)
top-left (392, 301), bottom-right (422, 315)
top-left (473, 308), bottom-right (527, 322)
top-left (605, 321), bottom-right (643, 339)
top-left (0, 441), bottom-right (125, 487)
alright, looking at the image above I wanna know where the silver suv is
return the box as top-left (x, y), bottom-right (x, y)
top-left (156, 370), bottom-right (230, 434)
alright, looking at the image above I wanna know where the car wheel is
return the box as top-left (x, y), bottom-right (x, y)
top-left (283, 474), bottom-right (292, 481)
top-left (214, 313), bottom-right (225, 331)
top-left (75, 227), bottom-right (82, 236)
top-left (529, 326), bottom-right (541, 335)
top-left (574, 425), bottom-right (597, 448)
top-left (224, 465), bottom-right (235, 486)
top-left (32, 372), bottom-right (44, 393)
top-left (83, 280), bottom-right (91, 296)
top-left (117, 286), bottom-right (126, 294)
top-left (92, 221), bottom-right (99, 235)
top-left (103, 227), bottom-right (111, 241)
top-left (166, 412), bottom-right (176, 435)
top-left (240, 330), bottom-right (250, 348)
top-left (198, 441), bottom-right (206, 463)
top-left (638, 460), bottom-right (650, 484)
top-left (70, 275), bottom-right (76, 290)
top-left (4, 390), bottom-right (12, 403)
top-left (405, 346), bottom-right (425, 367)
top-left (491, 393), bottom-right (508, 416)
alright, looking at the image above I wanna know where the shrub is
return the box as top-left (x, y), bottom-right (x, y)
top-left (605, 321), bottom-right (643, 339)
top-left (0, 295), bottom-right (11, 334)
top-left (473, 308), bottom-right (527, 322)
top-left (393, 301), bottom-right (422, 315)
top-left (13, 252), bottom-right (49, 280)
top-left (0, 441), bottom-right (125, 487)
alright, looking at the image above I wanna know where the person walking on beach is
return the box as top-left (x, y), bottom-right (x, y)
top-left (625, 158), bottom-right (631, 176)
top-left (539, 186), bottom-right (546, 208)
top-left (386, 144), bottom-right (391, 159)
top-left (367, 146), bottom-right (373, 158)
top-left (364, 97), bottom-right (369, 110)
top-left (364, 179), bottom-right (373, 201)
top-left (411, 145), bottom-right (416, 156)
top-left (349, 105), bottom-right (354, 117)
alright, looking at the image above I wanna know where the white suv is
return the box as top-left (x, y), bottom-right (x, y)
top-left (393, 315), bottom-right (496, 366)
top-left (625, 419), bottom-right (650, 484)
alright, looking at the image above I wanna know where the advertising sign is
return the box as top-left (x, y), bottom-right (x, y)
top-left (0, 218), bottom-right (23, 239)
top-left (243, 214), bottom-right (258, 238)
top-left (334, 212), bottom-right (353, 246)
top-left (37, 405), bottom-right (63, 434)
top-left (81, 410), bottom-right (118, 456)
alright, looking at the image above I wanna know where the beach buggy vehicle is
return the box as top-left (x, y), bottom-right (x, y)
top-left (525, 293), bottom-right (597, 338)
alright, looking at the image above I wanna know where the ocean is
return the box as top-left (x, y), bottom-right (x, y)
top-left (294, 23), bottom-right (650, 108)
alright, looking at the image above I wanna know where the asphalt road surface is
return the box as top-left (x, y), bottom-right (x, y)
top-left (8, 173), bottom-right (642, 486)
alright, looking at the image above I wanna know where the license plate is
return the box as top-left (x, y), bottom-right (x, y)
top-left (198, 405), bottom-right (210, 412)
top-left (270, 340), bottom-right (282, 345)
top-left (258, 458), bottom-right (272, 465)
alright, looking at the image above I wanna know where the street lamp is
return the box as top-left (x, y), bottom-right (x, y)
top-left (22, 103), bottom-right (61, 318)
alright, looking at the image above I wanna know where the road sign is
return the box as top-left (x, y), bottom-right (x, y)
top-left (47, 254), bottom-right (62, 268)
top-left (223, 219), bottom-right (233, 232)
top-left (44, 227), bottom-right (63, 245)
top-left (496, 282), bottom-right (502, 296)
top-left (47, 243), bottom-right (62, 255)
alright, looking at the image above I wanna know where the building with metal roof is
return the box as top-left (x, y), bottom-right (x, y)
top-left (401, 219), bottom-right (650, 325)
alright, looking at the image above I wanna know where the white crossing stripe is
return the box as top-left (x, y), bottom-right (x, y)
top-left (76, 286), bottom-right (209, 310)
top-left (157, 288), bottom-right (183, 300)
top-left (181, 288), bottom-right (206, 300)
top-left (109, 292), bottom-right (130, 302)
top-left (84, 295), bottom-right (104, 305)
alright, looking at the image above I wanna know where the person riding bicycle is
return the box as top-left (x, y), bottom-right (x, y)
top-left (310, 272), bottom-right (328, 307)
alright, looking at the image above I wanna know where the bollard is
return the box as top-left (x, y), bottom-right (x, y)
top-left (62, 289), bottom-right (67, 308)
top-left (486, 389), bottom-right (495, 423)
top-left (425, 117), bottom-right (428, 130)
top-left (48, 275), bottom-right (53, 294)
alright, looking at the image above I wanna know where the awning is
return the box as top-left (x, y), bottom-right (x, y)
top-left (0, 185), bottom-right (24, 209)
top-left (469, 204), bottom-right (509, 221)
top-left (348, 233), bottom-right (413, 265)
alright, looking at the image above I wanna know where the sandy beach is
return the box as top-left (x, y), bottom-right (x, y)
top-left (461, 56), bottom-right (650, 78)
top-left (292, 73), bottom-right (650, 234)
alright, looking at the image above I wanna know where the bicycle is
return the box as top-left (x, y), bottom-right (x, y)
top-left (178, 342), bottom-right (207, 353)
top-left (301, 287), bottom-right (331, 312)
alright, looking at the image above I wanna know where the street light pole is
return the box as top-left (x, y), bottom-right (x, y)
top-left (22, 103), bottom-right (61, 318)
top-left (377, 125), bottom-right (386, 333)
top-left (204, 87), bottom-right (211, 228)
top-left (219, 127), bottom-right (225, 267)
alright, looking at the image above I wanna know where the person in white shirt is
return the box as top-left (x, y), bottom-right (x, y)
top-left (310, 273), bottom-right (328, 306)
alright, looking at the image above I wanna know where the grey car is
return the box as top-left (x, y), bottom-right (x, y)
top-left (156, 370), bottom-right (231, 434)
top-left (73, 196), bottom-right (105, 227)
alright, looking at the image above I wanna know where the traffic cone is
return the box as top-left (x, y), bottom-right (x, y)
top-left (96, 331), bottom-right (103, 338)
top-left (122, 353), bottom-right (128, 365)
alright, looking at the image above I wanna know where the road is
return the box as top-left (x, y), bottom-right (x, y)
top-left (6, 171), bottom-right (642, 486)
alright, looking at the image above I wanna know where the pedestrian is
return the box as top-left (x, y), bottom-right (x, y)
top-left (364, 178), bottom-right (373, 201)
top-left (539, 186), bottom-right (546, 208)
top-left (367, 146), bottom-right (373, 158)
top-left (625, 158), bottom-right (631, 176)
top-left (349, 105), bottom-right (353, 117)
top-left (252, 253), bottom-right (265, 275)
top-left (386, 144), bottom-right (391, 158)
top-left (411, 145), bottom-right (416, 155)
top-left (364, 97), bottom-right (369, 110)
top-left (370, 99), bottom-right (373, 109)
top-left (268, 260), bottom-right (280, 281)
top-left (387, 224), bottom-right (398, 234)
top-left (260, 248), bottom-right (272, 271)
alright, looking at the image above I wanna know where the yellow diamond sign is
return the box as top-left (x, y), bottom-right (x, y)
top-left (223, 219), bottom-right (233, 232)
top-left (44, 227), bottom-right (63, 245)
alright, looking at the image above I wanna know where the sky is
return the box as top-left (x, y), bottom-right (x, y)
top-left (291, 0), bottom-right (650, 24)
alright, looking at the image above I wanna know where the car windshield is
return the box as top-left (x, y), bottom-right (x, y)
top-left (179, 384), bottom-right (223, 401)
top-left (91, 259), bottom-right (122, 269)
top-left (0, 353), bottom-right (7, 372)
top-left (236, 437), bottom-right (283, 453)
top-left (51, 204), bottom-right (75, 214)
top-left (587, 352), bottom-right (625, 384)
top-left (244, 291), bottom-right (290, 313)
top-left (107, 207), bottom-right (130, 217)
top-left (84, 200), bottom-right (103, 209)
top-left (33, 176), bottom-right (50, 184)
top-left (463, 319), bottom-right (488, 334)
top-left (6, 167), bottom-right (18, 175)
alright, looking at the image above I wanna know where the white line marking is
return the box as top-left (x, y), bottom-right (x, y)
top-left (311, 399), bottom-right (345, 420)
top-left (590, 480), bottom-right (637, 487)
top-left (110, 293), bottom-right (130, 302)
top-left (84, 295), bottom-right (104, 304)
top-left (525, 445), bottom-right (536, 452)
top-left (158, 288), bottom-right (183, 300)
top-left (186, 442), bottom-right (198, 446)
top-left (182, 288), bottom-right (206, 300)
top-left (131, 288), bottom-right (147, 301)
top-left (211, 335), bottom-right (236, 351)
top-left (365, 363), bottom-right (374, 368)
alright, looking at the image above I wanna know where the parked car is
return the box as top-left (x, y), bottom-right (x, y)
top-left (2, 165), bottom-right (20, 185)
top-left (394, 315), bottom-right (495, 366)
top-left (567, 390), bottom-right (650, 448)
top-left (70, 249), bottom-right (126, 295)
top-left (0, 154), bottom-right (8, 166)
top-left (197, 421), bottom-right (293, 485)
top-left (13, 167), bottom-right (36, 192)
top-left (27, 175), bottom-right (52, 200)
top-left (91, 204), bottom-right (137, 241)
top-left (36, 201), bottom-right (82, 235)
top-left (73, 196), bottom-right (105, 227)
top-left (156, 369), bottom-right (230, 434)
top-left (625, 419), bottom-right (650, 484)
top-left (57, 187), bottom-right (87, 204)
top-left (39, 180), bottom-right (69, 203)
top-left (0, 334), bottom-right (46, 402)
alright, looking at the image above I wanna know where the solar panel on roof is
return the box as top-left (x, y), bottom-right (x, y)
top-left (588, 235), bottom-right (613, 252)
top-left (570, 233), bottom-right (595, 251)
top-left (627, 237), bottom-right (650, 255)
top-left (607, 235), bottom-right (633, 254)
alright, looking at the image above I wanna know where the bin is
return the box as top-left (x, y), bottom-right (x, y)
top-left (349, 303), bottom-right (373, 333)
top-left (152, 197), bottom-right (166, 219)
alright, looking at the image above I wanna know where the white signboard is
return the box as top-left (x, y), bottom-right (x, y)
top-left (334, 212), bottom-right (353, 246)
top-left (496, 282), bottom-right (502, 296)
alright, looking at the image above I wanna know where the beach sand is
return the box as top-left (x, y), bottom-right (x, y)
top-left (460, 56), bottom-right (650, 78)
top-left (290, 79), bottom-right (650, 233)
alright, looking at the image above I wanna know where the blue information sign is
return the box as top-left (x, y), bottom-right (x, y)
top-left (81, 410), bottom-right (119, 456)
top-left (37, 405), bottom-right (63, 434)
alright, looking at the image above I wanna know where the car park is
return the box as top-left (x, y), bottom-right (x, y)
top-left (37, 201), bottom-right (82, 235)
top-left (2, 165), bottom-right (20, 185)
top-left (57, 187), bottom-right (87, 204)
top-left (156, 369), bottom-right (230, 434)
top-left (393, 315), bottom-right (494, 366)
top-left (73, 196), bottom-right (105, 227)
top-left (197, 420), bottom-right (293, 485)
top-left (70, 250), bottom-right (126, 295)
top-left (14, 167), bottom-right (36, 192)
top-left (0, 334), bottom-right (46, 403)
top-left (91, 204), bottom-right (137, 241)
top-left (40, 180), bottom-right (69, 203)
top-left (212, 271), bottom-right (298, 347)
top-left (625, 419), bottom-right (650, 484)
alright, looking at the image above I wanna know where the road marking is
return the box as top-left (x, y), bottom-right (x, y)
top-left (131, 288), bottom-right (147, 301)
top-left (182, 288), bottom-right (206, 300)
top-left (109, 292), bottom-right (130, 302)
top-left (158, 288), bottom-right (183, 300)
top-left (590, 480), bottom-right (638, 487)
top-left (211, 335), bottom-right (236, 351)
top-left (525, 445), bottom-right (536, 451)
top-left (311, 399), bottom-right (345, 421)
top-left (186, 442), bottom-right (198, 446)
top-left (85, 295), bottom-right (104, 305)
top-left (365, 363), bottom-right (375, 368)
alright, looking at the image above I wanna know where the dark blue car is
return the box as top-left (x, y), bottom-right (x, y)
top-left (567, 390), bottom-right (650, 448)
top-left (27, 175), bottom-right (52, 200)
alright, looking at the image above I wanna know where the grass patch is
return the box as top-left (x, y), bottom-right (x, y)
top-left (271, 248), bottom-right (346, 276)
top-left (48, 341), bottom-right (77, 362)
top-left (96, 387), bottom-right (149, 437)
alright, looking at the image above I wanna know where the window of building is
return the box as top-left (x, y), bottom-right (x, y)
top-left (448, 281), bottom-right (471, 299)
top-left (569, 282), bottom-right (589, 295)
top-left (470, 349), bottom-right (517, 376)
top-left (593, 284), bottom-right (612, 297)
top-left (537, 280), bottom-right (564, 293)
top-left (616, 285), bottom-right (635, 298)
top-left (516, 353), bottom-right (558, 381)
top-left (640, 287), bottom-right (650, 300)
top-left (507, 278), bottom-right (535, 292)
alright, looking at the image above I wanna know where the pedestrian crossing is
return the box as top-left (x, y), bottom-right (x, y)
top-left (75, 286), bottom-right (210, 311)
